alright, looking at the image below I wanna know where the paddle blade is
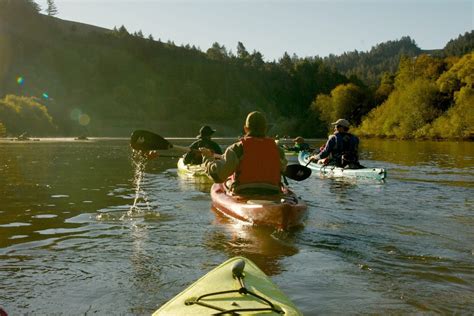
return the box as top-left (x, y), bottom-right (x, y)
top-left (284, 164), bottom-right (312, 181)
top-left (130, 130), bottom-right (172, 151)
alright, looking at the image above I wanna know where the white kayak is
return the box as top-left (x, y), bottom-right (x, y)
top-left (298, 151), bottom-right (387, 180)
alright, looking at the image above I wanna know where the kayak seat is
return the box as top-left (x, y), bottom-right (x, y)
top-left (344, 162), bottom-right (365, 169)
top-left (224, 180), bottom-right (281, 196)
top-left (233, 183), bottom-right (281, 196)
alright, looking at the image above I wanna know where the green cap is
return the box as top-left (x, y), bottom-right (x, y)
top-left (245, 111), bottom-right (267, 137)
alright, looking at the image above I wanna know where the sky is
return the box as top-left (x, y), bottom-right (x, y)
top-left (37, 0), bottom-right (473, 61)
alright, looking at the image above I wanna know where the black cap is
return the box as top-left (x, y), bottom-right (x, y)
top-left (197, 125), bottom-right (216, 138)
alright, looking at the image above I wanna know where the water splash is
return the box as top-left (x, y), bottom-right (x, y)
top-left (120, 150), bottom-right (155, 220)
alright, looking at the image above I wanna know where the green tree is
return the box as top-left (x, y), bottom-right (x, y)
top-left (236, 41), bottom-right (249, 59)
top-left (0, 95), bottom-right (56, 135)
top-left (207, 42), bottom-right (228, 61)
top-left (46, 0), bottom-right (58, 16)
top-left (429, 86), bottom-right (474, 138)
top-left (374, 72), bottom-right (395, 104)
top-left (358, 79), bottom-right (440, 138)
top-left (396, 54), bottom-right (446, 89)
top-left (311, 94), bottom-right (332, 125)
top-left (443, 31), bottom-right (474, 57)
top-left (249, 50), bottom-right (264, 68)
top-left (311, 83), bottom-right (367, 130)
top-left (279, 52), bottom-right (294, 73)
top-left (436, 52), bottom-right (473, 96)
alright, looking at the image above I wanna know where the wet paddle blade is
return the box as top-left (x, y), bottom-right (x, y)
top-left (130, 130), bottom-right (173, 151)
top-left (284, 164), bottom-right (312, 181)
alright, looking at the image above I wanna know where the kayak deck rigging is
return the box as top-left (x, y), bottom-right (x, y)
top-left (153, 256), bottom-right (302, 315)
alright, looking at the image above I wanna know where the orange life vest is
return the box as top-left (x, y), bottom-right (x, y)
top-left (233, 137), bottom-right (281, 187)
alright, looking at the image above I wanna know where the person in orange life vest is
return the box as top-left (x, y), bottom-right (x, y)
top-left (199, 111), bottom-right (288, 194)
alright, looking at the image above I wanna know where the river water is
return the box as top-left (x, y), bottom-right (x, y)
top-left (0, 138), bottom-right (473, 315)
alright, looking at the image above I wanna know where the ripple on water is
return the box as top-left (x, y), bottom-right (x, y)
top-left (32, 214), bottom-right (58, 219)
top-left (0, 222), bottom-right (31, 227)
top-left (94, 207), bottom-right (164, 222)
top-left (9, 235), bottom-right (29, 239)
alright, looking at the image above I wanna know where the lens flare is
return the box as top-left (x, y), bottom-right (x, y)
top-left (79, 114), bottom-right (90, 126)
top-left (17, 77), bottom-right (24, 85)
top-left (70, 108), bottom-right (82, 121)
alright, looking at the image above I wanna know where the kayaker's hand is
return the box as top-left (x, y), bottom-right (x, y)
top-left (318, 157), bottom-right (329, 165)
top-left (309, 154), bottom-right (319, 162)
top-left (199, 147), bottom-right (213, 158)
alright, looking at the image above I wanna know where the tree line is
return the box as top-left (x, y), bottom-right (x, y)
top-left (0, 0), bottom-right (472, 140)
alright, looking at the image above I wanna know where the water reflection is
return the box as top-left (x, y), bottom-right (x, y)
top-left (1, 139), bottom-right (473, 314)
top-left (327, 179), bottom-right (358, 195)
top-left (176, 171), bottom-right (213, 193)
top-left (205, 208), bottom-right (300, 276)
top-left (361, 139), bottom-right (474, 168)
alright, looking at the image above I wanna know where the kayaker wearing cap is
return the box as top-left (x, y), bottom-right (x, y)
top-left (310, 118), bottom-right (362, 168)
top-left (284, 136), bottom-right (311, 152)
top-left (184, 125), bottom-right (223, 164)
top-left (200, 111), bottom-right (287, 194)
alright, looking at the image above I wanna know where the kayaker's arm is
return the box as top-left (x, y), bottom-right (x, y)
top-left (311, 135), bottom-right (336, 160)
top-left (201, 144), bottom-right (240, 183)
top-left (278, 145), bottom-right (288, 173)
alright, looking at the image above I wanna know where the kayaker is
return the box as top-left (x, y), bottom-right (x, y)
top-left (184, 125), bottom-right (223, 164)
top-left (284, 136), bottom-right (311, 152)
top-left (309, 118), bottom-right (362, 168)
top-left (200, 111), bottom-right (288, 194)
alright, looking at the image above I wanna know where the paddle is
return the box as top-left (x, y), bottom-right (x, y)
top-left (130, 130), bottom-right (221, 162)
top-left (284, 164), bottom-right (312, 181)
top-left (130, 130), bottom-right (189, 152)
top-left (130, 130), bottom-right (311, 180)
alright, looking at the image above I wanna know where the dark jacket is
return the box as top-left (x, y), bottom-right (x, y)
top-left (316, 132), bottom-right (360, 167)
top-left (189, 137), bottom-right (223, 154)
top-left (184, 137), bottom-right (223, 165)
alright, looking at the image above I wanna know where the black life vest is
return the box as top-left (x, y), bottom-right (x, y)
top-left (334, 132), bottom-right (359, 167)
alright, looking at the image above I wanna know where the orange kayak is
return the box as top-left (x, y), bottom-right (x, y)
top-left (210, 183), bottom-right (307, 230)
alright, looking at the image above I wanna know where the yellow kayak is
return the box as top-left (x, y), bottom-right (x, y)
top-left (153, 256), bottom-right (302, 315)
top-left (177, 157), bottom-right (210, 178)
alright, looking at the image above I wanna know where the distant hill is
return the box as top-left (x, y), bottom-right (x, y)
top-left (443, 30), bottom-right (474, 56)
top-left (323, 32), bottom-right (474, 86)
top-left (0, 0), bottom-right (472, 139)
top-left (0, 2), bottom-right (348, 137)
top-left (323, 36), bottom-right (422, 87)
top-left (45, 15), bottom-right (109, 36)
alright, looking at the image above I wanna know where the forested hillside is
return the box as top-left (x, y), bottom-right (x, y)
top-left (0, 0), bottom-right (472, 140)
top-left (443, 31), bottom-right (474, 57)
top-left (0, 0), bottom-right (349, 137)
top-left (355, 53), bottom-right (473, 139)
top-left (323, 37), bottom-right (422, 87)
